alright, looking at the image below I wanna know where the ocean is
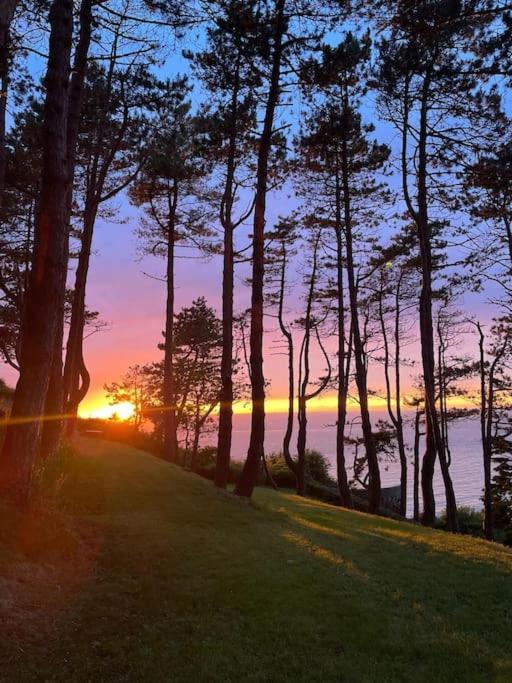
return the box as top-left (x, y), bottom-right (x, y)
top-left (225, 410), bottom-right (484, 515)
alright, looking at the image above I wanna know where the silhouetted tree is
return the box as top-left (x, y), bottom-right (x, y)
top-left (374, 1), bottom-right (500, 529)
top-left (0, 0), bottom-right (75, 504)
top-left (130, 79), bottom-right (212, 462)
top-left (190, 0), bottom-right (259, 488)
top-left (63, 57), bottom-right (158, 435)
top-left (299, 33), bottom-right (389, 513)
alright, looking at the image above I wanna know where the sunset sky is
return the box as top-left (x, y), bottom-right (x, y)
top-left (0, 25), bottom-right (505, 419)
top-left (39, 201), bottom-right (494, 419)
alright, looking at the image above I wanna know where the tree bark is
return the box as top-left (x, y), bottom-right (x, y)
top-left (163, 181), bottom-right (179, 461)
top-left (234, 0), bottom-right (285, 498)
top-left (191, 406), bottom-right (201, 472)
top-left (341, 93), bottom-right (380, 514)
top-left (334, 157), bottom-right (353, 508)
top-left (415, 74), bottom-right (458, 531)
top-left (413, 408), bottom-right (421, 522)
top-left (40, 0), bottom-right (93, 458)
top-left (63, 199), bottom-right (96, 435)
top-left (215, 218), bottom-right (234, 485)
top-left (378, 272), bottom-right (407, 517)
top-left (215, 70), bottom-right (239, 488)
top-left (296, 237), bottom-right (319, 497)
top-left (277, 241), bottom-right (297, 485)
top-left (478, 325), bottom-right (493, 540)
top-left (0, 0), bottom-right (73, 504)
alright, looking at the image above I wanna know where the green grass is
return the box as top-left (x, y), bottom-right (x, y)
top-left (1, 437), bottom-right (511, 682)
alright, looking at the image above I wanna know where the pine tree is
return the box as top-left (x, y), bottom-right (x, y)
top-left (189, 0), bottom-right (260, 488)
top-left (129, 79), bottom-right (212, 463)
top-left (298, 33), bottom-right (389, 512)
top-left (0, 0), bottom-right (75, 504)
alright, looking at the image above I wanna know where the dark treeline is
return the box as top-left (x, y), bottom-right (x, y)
top-left (0, 0), bottom-right (511, 542)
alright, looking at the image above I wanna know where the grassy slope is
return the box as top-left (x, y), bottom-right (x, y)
top-left (1, 438), bottom-right (511, 683)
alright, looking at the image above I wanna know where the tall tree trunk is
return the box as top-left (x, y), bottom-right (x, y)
top-left (0, 0), bottom-right (73, 504)
top-left (297, 237), bottom-right (331, 497)
top-left (478, 325), bottom-right (493, 540)
top-left (415, 75), bottom-right (457, 531)
top-left (63, 199), bottom-right (96, 435)
top-left (296, 235), bottom-right (320, 497)
top-left (378, 273), bottom-right (407, 517)
top-left (215, 219), bottom-right (234, 485)
top-left (163, 182), bottom-right (179, 462)
top-left (215, 72), bottom-right (239, 488)
top-left (413, 408), bottom-right (421, 522)
top-left (191, 408), bottom-right (201, 472)
top-left (341, 94), bottom-right (380, 514)
top-left (503, 214), bottom-right (512, 271)
top-left (334, 159), bottom-right (353, 508)
top-left (234, 0), bottom-right (285, 498)
top-left (40, 0), bottom-right (93, 458)
top-left (277, 241), bottom-right (297, 485)
top-left (400, 77), bottom-right (436, 524)
top-left (0, 0), bottom-right (17, 197)
top-left (393, 280), bottom-right (407, 517)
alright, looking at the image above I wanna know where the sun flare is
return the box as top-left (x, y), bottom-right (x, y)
top-left (79, 401), bottom-right (135, 422)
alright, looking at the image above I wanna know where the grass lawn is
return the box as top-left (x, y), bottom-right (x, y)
top-left (1, 437), bottom-right (511, 682)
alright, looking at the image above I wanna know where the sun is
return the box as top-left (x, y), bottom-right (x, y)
top-left (80, 401), bottom-right (135, 422)
top-left (111, 402), bottom-right (136, 421)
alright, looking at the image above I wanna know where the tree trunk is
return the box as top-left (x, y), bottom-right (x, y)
top-left (296, 394), bottom-right (307, 496)
top-left (478, 324), bottom-right (494, 540)
top-left (334, 161), bottom-right (353, 508)
top-left (0, 0), bottom-right (73, 505)
top-left (40, 0), bottom-right (93, 457)
top-left (63, 200), bottom-right (96, 435)
top-left (39, 326), bottom-right (65, 460)
top-left (378, 273), bottom-right (407, 517)
top-left (393, 279), bottom-right (407, 517)
top-left (415, 75), bottom-right (457, 531)
top-left (215, 221), bottom-right (234, 485)
top-left (341, 95), bottom-right (380, 514)
top-left (277, 241), bottom-right (297, 485)
top-left (163, 182), bottom-right (179, 462)
top-left (296, 235), bottom-right (320, 497)
top-left (215, 73), bottom-right (239, 488)
top-left (234, 0), bottom-right (285, 498)
top-left (413, 408), bottom-right (421, 522)
top-left (191, 419), bottom-right (200, 472)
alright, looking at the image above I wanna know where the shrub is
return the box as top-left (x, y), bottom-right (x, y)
top-left (304, 449), bottom-right (334, 486)
top-left (192, 446), bottom-right (244, 484)
top-left (266, 450), bottom-right (334, 489)
top-left (436, 506), bottom-right (484, 537)
top-left (265, 453), bottom-right (296, 488)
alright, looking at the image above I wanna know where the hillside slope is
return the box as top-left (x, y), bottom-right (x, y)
top-left (1, 437), bottom-right (511, 682)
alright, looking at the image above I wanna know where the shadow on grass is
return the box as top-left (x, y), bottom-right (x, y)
top-left (2, 440), bottom-right (511, 682)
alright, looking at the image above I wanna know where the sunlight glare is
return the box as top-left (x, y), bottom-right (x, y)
top-left (81, 401), bottom-right (135, 421)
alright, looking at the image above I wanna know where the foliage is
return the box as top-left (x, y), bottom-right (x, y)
top-left (491, 440), bottom-right (512, 546)
top-left (436, 506), bottom-right (484, 538)
top-left (151, 297), bottom-right (224, 451)
top-left (267, 449), bottom-right (334, 488)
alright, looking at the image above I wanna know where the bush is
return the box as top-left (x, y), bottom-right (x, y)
top-left (192, 446), bottom-right (244, 484)
top-left (266, 450), bottom-right (334, 489)
top-left (265, 453), bottom-right (296, 487)
top-left (190, 447), bottom-right (333, 491)
top-left (436, 506), bottom-right (484, 537)
top-left (304, 449), bottom-right (334, 486)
